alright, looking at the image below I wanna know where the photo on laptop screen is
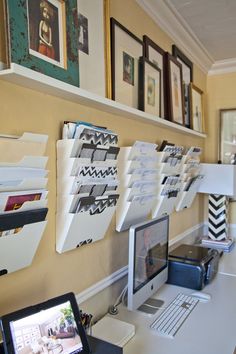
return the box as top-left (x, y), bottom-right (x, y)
top-left (1, 293), bottom-right (90, 354)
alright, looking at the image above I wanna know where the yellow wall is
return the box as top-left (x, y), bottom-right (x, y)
top-left (0, 0), bottom-right (207, 315)
top-left (207, 72), bottom-right (236, 222)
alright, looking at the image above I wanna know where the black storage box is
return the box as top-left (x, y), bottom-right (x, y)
top-left (167, 244), bottom-right (220, 290)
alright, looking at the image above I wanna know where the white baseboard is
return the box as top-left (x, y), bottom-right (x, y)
top-left (76, 223), bottom-right (204, 304)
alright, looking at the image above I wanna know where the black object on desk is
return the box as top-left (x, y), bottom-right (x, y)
top-left (167, 244), bottom-right (220, 290)
top-left (87, 336), bottom-right (123, 354)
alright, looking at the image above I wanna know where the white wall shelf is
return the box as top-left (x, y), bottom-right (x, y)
top-left (0, 64), bottom-right (207, 139)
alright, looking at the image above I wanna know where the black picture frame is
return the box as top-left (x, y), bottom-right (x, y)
top-left (139, 56), bottom-right (161, 117)
top-left (172, 45), bottom-right (193, 128)
top-left (110, 18), bottom-right (143, 109)
top-left (143, 35), bottom-right (166, 118)
top-left (1, 292), bottom-right (91, 354)
top-left (165, 53), bottom-right (185, 126)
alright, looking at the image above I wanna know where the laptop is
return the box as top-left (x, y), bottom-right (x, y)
top-left (0, 292), bottom-right (91, 354)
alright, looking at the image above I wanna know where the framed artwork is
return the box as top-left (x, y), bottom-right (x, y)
top-left (165, 53), bottom-right (185, 125)
top-left (139, 57), bottom-right (161, 116)
top-left (190, 83), bottom-right (204, 132)
top-left (5, 0), bottom-right (79, 86)
top-left (110, 18), bottom-right (143, 109)
top-left (143, 35), bottom-right (165, 119)
top-left (77, 0), bottom-right (111, 98)
top-left (172, 45), bottom-right (193, 128)
top-left (219, 109), bottom-right (236, 164)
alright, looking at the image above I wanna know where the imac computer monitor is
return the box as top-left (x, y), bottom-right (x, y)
top-left (127, 215), bottom-right (169, 313)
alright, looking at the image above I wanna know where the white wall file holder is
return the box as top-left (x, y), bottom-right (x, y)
top-left (175, 175), bottom-right (204, 211)
top-left (152, 189), bottom-right (180, 218)
top-left (116, 194), bottom-right (156, 232)
top-left (0, 221), bottom-right (47, 276)
top-left (56, 133), bottom-right (119, 253)
top-left (0, 132), bottom-right (48, 275)
top-left (56, 203), bottom-right (117, 253)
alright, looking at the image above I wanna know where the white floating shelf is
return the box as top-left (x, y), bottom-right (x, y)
top-left (0, 64), bottom-right (206, 138)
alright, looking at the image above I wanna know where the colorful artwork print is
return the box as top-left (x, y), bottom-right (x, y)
top-left (147, 76), bottom-right (155, 106)
top-left (78, 13), bottom-right (89, 55)
top-left (27, 0), bottom-right (63, 66)
top-left (123, 51), bottom-right (134, 86)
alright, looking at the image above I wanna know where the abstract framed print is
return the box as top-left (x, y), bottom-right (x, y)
top-left (139, 57), bottom-right (161, 116)
top-left (143, 35), bottom-right (165, 118)
top-left (5, 0), bottom-right (79, 86)
top-left (110, 18), bottom-right (143, 109)
top-left (172, 45), bottom-right (193, 128)
top-left (190, 83), bottom-right (204, 133)
top-left (165, 53), bottom-right (185, 125)
top-left (77, 0), bottom-right (111, 97)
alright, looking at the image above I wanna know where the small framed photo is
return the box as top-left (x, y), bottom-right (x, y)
top-left (165, 53), bottom-right (185, 125)
top-left (110, 18), bottom-right (143, 109)
top-left (139, 57), bottom-right (161, 116)
top-left (190, 83), bottom-right (204, 132)
top-left (143, 35), bottom-right (165, 118)
top-left (172, 45), bottom-right (193, 128)
top-left (77, 0), bottom-right (111, 97)
top-left (5, 0), bottom-right (79, 86)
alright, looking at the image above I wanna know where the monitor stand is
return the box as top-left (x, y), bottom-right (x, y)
top-left (137, 298), bottom-right (164, 315)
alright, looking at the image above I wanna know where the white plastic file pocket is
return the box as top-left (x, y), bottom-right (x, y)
top-left (57, 176), bottom-right (118, 196)
top-left (118, 142), bottom-right (157, 161)
top-left (0, 221), bottom-right (47, 276)
top-left (0, 177), bottom-right (48, 192)
top-left (120, 168), bottom-right (159, 188)
top-left (0, 133), bottom-right (48, 163)
top-left (0, 190), bottom-right (48, 213)
top-left (152, 188), bottom-right (180, 218)
top-left (57, 139), bottom-right (120, 161)
top-left (56, 195), bottom-right (119, 253)
top-left (120, 180), bottom-right (158, 202)
top-left (175, 175), bottom-right (204, 211)
top-left (0, 156), bottom-right (48, 169)
top-left (116, 194), bottom-right (156, 232)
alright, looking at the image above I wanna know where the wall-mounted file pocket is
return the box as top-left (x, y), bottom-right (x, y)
top-left (0, 208), bottom-right (48, 232)
top-left (58, 158), bottom-right (118, 178)
top-left (152, 187), bottom-right (180, 218)
top-left (0, 177), bottom-right (48, 192)
top-left (57, 177), bottom-right (118, 196)
top-left (121, 180), bottom-right (158, 201)
top-left (182, 159), bottom-right (201, 174)
top-left (0, 133), bottom-right (48, 163)
top-left (56, 195), bottom-right (119, 253)
top-left (157, 156), bottom-right (183, 175)
top-left (0, 156), bottom-right (48, 169)
top-left (120, 168), bottom-right (159, 188)
top-left (175, 175), bottom-right (204, 211)
top-left (0, 190), bottom-right (48, 213)
top-left (118, 142), bottom-right (157, 160)
top-left (57, 139), bottom-right (120, 160)
top-left (0, 220), bottom-right (47, 275)
top-left (116, 194), bottom-right (155, 232)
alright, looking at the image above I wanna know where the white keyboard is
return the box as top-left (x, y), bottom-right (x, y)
top-left (150, 293), bottom-right (199, 338)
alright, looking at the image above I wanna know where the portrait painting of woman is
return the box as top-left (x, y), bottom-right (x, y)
top-left (27, 0), bottom-right (66, 68)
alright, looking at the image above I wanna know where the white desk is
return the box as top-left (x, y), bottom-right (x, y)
top-left (218, 245), bottom-right (236, 277)
top-left (115, 254), bottom-right (236, 354)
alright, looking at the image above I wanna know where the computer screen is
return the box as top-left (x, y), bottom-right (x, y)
top-left (1, 293), bottom-right (90, 354)
top-left (127, 216), bottom-right (169, 312)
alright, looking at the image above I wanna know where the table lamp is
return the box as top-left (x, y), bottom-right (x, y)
top-left (198, 163), bottom-right (236, 241)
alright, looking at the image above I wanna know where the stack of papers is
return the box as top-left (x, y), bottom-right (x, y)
top-left (201, 237), bottom-right (235, 252)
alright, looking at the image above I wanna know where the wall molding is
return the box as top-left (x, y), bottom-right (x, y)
top-left (208, 58), bottom-right (236, 76)
top-left (76, 222), bottom-right (204, 304)
top-left (136, 0), bottom-right (213, 74)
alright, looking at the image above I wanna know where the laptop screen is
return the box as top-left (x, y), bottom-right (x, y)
top-left (1, 293), bottom-right (90, 354)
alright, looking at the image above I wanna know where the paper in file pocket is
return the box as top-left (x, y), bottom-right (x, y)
top-left (74, 165), bottom-right (117, 179)
top-left (0, 208), bottom-right (48, 232)
top-left (73, 123), bottom-right (118, 146)
top-left (56, 195), bottom-right (119, 253)
top-left (0, 190), bottom-right (48, 213)
top-left (116, 194), bottom-right (155, 232)
top-left (0, 177), bottom-right (47, 192)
